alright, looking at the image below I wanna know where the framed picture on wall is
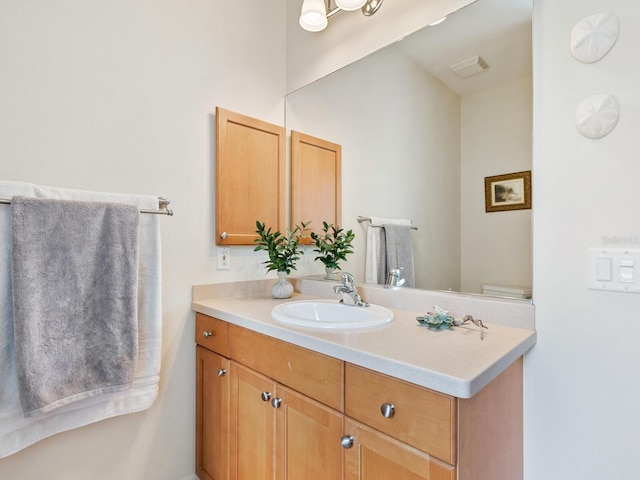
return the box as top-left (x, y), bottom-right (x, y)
top-left (484, 170), bottom-right (532, 212)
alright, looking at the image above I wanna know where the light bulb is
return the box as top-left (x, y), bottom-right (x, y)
top-left (300, 0), bottom-right (328, 32)
top-left (335, 0), bottom-right (367, 11)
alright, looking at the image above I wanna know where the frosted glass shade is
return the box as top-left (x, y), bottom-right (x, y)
top-left (336, 0), bottom-right (367, 11)
top-left (300, 0), bottom-right (328, 32)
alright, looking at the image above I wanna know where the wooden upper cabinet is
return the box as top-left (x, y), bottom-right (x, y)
top-left (215, 107), bottom-right (286, 245)
top-left (290, 131), bottom-right (341, 242)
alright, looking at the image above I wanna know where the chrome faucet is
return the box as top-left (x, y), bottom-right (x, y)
top-left (386, 268), bottom-right (406, 288)
top-left (333, 272), bottom-right (369, 307)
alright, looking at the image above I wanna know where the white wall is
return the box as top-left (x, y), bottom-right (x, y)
top-left (527, 0), bottom-right (640, 478)
top-left (461, 76), bottom-right (533, 294)
top-left (0, 1), bottom-right (286, 478)
top-left (286, 46), bottom-right (462, 290)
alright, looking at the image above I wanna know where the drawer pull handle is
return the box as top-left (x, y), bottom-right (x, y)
top-left (340, 435), bottom-right (354, 449)
top-left (271, 397), bottom-right (282, 409)
top-left (220, 232), bottom-right (228, 239)
top-left (261, 392), bottom-right (272, 402)
top-left (203, 331), bottom-right (214, 338)
top-left (380, 403), bottom-right (395, 418)
top-left (217, 368), bottom-right (227, 377)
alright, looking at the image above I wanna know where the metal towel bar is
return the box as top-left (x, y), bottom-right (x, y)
top-left (357, 216), bottom-right (417, 230)
top-left (0, 196), bottom-right (173, 216)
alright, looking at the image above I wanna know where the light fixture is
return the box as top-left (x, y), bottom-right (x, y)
top-left (335, 0), bottom-right (366, 11)
top-left (299, 0), bottom-right (383, 32)
top-left (299, 0), bottom-right (329, 32)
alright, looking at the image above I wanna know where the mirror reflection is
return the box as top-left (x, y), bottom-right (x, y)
top-left (286, 0), bottom-right (532, 298)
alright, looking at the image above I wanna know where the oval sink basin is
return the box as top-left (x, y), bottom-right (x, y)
top-left (271, 300), bottom-right (394, 330)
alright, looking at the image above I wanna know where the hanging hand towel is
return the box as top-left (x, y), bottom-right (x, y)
top-left (0, 180), bottom-right (162, 459)
top-left (364, 217), bottom-right (412, 285)
top-left (382, 223), bottom-right (415, 288)
top-left (11, 196), bottom-right (140, 416)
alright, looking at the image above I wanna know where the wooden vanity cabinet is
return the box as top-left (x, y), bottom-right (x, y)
top-left (228, 324), bottom-right (344, 480)
top-left (195, 313), bottom-right (523, 480)
top-left (195, 314), bottom-right (344, 480)
top-left (195, 314), bottom-right (230, 480)
top-left (343, 364), bottom-right (456, 479)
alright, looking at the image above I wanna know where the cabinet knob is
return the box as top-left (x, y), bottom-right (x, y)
top-left (203, 331), bottom-right (214, 338)
top-left (261, 391), bottom-right (272, 402)
top-left (380, 403), bottom-right (395, 418)
top-left (220, 232), bottom-right (228, 239)
top-left (217, 368), bottom-right (227, 377)
top-left (271, 397), bottom-right (282, 409)
top-left (340, 435), bottom-right (354, 449)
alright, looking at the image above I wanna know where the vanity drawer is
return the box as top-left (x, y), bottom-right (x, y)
top-left (195, 313), bottom-right (230, 356)
top-left (229, 324), bottom-right (344, 412)
top-left (345, 364), bottom-right (456, 464)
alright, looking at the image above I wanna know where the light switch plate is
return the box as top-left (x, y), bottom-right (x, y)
top-left (589, 248), bottom-right (640, 293)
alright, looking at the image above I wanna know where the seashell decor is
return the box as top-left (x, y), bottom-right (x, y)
top-left (570, 12), bottom-right (619, 63)
top-left (575, 94), bottom-right (620, 139)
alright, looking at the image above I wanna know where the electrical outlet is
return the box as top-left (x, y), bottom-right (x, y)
top-left (217, 247), bottom-right (230, 270)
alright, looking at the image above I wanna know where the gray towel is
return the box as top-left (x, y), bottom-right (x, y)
top-left (11, 196), bottom-right (140, 417)
top-left (382, 224), bottom-right (415, 288)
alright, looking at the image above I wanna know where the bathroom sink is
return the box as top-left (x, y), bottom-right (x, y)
top-left (271, 300), bottom-right (394, 330)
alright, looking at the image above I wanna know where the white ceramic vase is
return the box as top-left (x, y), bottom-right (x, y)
top-left (324, 266), bottom-right (335, 280)
top-left (271, 271), bottom-right (294, 299)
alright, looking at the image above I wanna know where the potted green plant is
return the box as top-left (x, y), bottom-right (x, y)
top-left (310, 221), bottom-right (355, 280)
top-left (254, 220), bottom-right (310, 298)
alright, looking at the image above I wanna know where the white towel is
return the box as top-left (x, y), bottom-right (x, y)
top-left (364, 216), bottom-right (412, 285)
top-left (0, 181), bottom-right (162, 458)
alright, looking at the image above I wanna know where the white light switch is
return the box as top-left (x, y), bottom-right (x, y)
top-left (619, 259), bottom-right (635, 283)
top-left (596, 257), bottom-right (612, 281)
top-left (589, 248), bottom-right (640, 293)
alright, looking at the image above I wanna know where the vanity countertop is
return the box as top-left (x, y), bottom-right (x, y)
top-left (192, 279), bottom-right (536, 399)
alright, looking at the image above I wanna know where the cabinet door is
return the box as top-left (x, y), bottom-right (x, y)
top-left (230, 362), bottom-right (277, 480)
top-left (196, 346), bottom-right (230, 480)
top-left (290, 130), bottom-right (341, 240)
top-left (274, 385), bottom-right (343, 480)
top-left (343, 419), bottom-right (455, 480)
top-left (215, 107), bottom-right (286, 245)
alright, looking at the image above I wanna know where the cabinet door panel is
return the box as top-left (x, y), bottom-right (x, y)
top-left (276, 385), bottom-right (343, 480)
top-left (230, 362), bottom-right (277, 480)
top-left (196, 347), bottom-right (230, 480)
top-left (344, 419), bottom-right (455, 480)
top-left (291, 130), bottom-right (341, 238)
top-left (215, 107), bottom-right (286, 245)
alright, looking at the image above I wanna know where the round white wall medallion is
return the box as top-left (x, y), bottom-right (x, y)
top-left (576, 94), bottom-right (619, 139)
top-left (570, 12), bottom-right (619, 63)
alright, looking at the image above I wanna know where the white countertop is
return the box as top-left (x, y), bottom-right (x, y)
top-left (191, 280), bottom-right (536, 398)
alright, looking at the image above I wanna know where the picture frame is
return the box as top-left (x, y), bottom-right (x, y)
top-left (484, 170), bottom-right (531, 212)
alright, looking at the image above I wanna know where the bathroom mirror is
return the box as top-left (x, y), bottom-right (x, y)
top-left (286, 0), bottom-right (533, 298)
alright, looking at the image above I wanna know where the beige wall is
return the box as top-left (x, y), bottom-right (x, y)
top-left (528, 0), bottom-right (640, 478)
top-left (0, 1), bottom-right (286, 478)
top-left (461, 76), bottom-right (533, 294)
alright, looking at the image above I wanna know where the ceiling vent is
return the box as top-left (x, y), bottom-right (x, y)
top-left (449, 55), bottom-right (489, 78)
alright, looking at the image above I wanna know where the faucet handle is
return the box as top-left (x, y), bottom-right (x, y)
top-left (336, 272), bottom-right (356, 286)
